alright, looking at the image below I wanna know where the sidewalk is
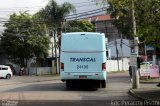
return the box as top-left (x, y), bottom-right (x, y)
top-left (129, 78), bottom-right (160, 101)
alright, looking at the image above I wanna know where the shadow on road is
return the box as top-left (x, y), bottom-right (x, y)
top-left (4, 72), bottom-right (131, 92)
top-left (17, 100), bottom-right (111, 106)
top-left (4, 82), bottom-right (65, 92)
top-left (4, 82), bottom-right (98, 92)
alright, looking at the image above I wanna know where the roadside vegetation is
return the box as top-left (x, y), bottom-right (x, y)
top-left (0, 12), bottom-right (50, 67)
top-left (93, 0), bottom-right (160, 47)
top-left (0, 0), bottom-right (96, 69)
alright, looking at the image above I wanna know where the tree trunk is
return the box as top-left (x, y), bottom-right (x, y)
top-left (115, 38), bottom-right (120, 71)
top-left (53, 30), bottom-right (58, 74)
top-left (120, 33), bottom-right (124, 71)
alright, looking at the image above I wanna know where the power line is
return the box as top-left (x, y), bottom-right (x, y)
top-left (0, 9), bottom-right (103, 20)
top-left (71, 1), bottom-right (107, 8)
top-left (0, 10), bottom-right (107, 24)
top-left (0, 1), bottom-right (102, 10)
top-left (72, 3), bottom-right (97, 7)
top-left (0, 1), bottom-right (105, 13)
top-left (66, 9), bottom-right (106, 20)
top-left (67, 7), bottom-right (107, 17)
top-left (71, 1), bottom-right (96, 5)
top-left (73, 4), bottom-right (98, 8)
top-left (71, 0), bottom-right (104, 5)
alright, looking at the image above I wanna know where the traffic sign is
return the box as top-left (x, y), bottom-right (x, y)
top-left (129, 54), bottom-right (137, 66)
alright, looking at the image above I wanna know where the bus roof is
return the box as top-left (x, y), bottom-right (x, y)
top-left (62, 32), bottom-right (105, 36)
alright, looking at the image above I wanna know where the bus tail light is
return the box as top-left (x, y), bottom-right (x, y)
top-left (102, 63), bottom-right (106, 71)
top-left (61, 63), bottom-right (64, 71)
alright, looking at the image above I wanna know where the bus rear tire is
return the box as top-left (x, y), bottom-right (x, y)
top-left (66, 81), bottom-right (71, 89)
top-left (102, 81), bottom-right (106, 88)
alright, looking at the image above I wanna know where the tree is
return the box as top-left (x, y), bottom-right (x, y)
top-left (39, 0), bottom-right (75, 38)
top-left (38, 0), bottom-right (75, 73)
top-left (0, 12), bottom-right (50, 67)
top-left (93, 0), bottom-right (160, 47)
top-left (135, 0), bottom-right (160, 47)
top-left (65, 20), bottom-right (95, 32)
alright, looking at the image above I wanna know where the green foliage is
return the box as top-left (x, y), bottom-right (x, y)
top-left (94, 0), bottom-right (160, 47)
top-left (39, 0), bottom-right (75, 29)
top-left (39, 0), bottom-right (75, 48)
top-left (107, 0), bottom-right (133, 38)
top-left (65, 20), bottom-right (95, 32)
top-left (0, 12), bottom-right (50, 67)
top-left (135, 0), bottom-right (160, 46)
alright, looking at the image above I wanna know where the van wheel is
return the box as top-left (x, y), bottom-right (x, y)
top-left (102, 81), bottom-right (106, 88)
top-left (6, 74), bottom-right (11, 79)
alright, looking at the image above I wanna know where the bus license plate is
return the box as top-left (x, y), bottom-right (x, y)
top-left (79, 76), bottom-right (87, 79)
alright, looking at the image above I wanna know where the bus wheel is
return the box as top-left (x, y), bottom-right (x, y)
top-left (66, 81), bottom-right (71, 89)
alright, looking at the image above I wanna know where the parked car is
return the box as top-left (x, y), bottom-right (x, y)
top-left (0, 65), bottom-right (13, 79)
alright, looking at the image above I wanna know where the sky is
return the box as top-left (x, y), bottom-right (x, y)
top-left (0, 0), bottom-right (106, 32)
top-left (0, 0), bottom-right (104, 18)
top-left (0, 0), bottom-right (49, 18)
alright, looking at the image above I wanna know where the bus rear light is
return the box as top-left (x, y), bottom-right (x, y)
top-left (102, 63), bottom-right (106, 71)
top-left (61, 63), bottom-right (64, 71)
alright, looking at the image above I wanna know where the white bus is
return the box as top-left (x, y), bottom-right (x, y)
top-left (60, 32), bottom-right (107, 88)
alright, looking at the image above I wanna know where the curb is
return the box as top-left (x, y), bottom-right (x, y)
top-left (128, 89), bottom-right (144, 101)
top-left (128, 88), bottom-right (160, 101)
top-left (140, 81), bottom-right (160, 84)
top-left (129, 89), bottom-right (160, 106)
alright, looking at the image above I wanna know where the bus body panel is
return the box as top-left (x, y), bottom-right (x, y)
top-left (60, 32), bottom-right (107, 88)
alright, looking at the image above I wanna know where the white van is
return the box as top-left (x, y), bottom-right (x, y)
top-left (60, 32), bottom-right (107, 88)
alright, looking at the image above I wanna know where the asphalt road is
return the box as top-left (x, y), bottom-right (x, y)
top-left (0, 72), bottom-right (142, 106)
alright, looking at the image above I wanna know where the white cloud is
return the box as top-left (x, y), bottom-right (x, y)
top-left (0, 0), bottom-right (50, 32)
top-left (0, 0), bottom-right (49, 18)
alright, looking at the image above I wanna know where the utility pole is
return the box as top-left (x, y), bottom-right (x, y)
top-left (144, 44), bottom-right (147, 61)
top-left (120, 33), bottom-right (124, 71)
top-left (131, 0), bottom-right (140, 89)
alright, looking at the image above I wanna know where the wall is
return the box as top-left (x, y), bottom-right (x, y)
top-left (29, 67), bottom-right (55, 75)
top-left (28, 58), bottom-right (130, 75)
top-left (106, 58), bottom-right (130, 72)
